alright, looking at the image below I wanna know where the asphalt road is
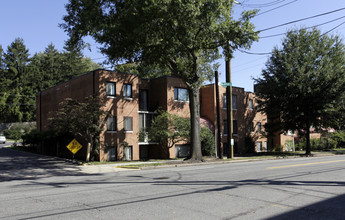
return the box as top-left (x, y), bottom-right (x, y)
top-left (1, 146), bottom-right (345, 220)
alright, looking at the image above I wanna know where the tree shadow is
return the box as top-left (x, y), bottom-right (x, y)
top-left (0, 148), bottom-right (100, 182)
top-left (267, 193), bottom-right (345, 220)
top-left (12, 166), bottom-right (345, 219)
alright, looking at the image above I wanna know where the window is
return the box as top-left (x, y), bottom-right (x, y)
top-left (124, 146), bottom-right (132, 160)
top-left (249, 99), bottom-right (253, 110)
top-left (139, 90), bottom-right (148, 111)
top-left (263, 141), bottom-right (268, 152)
top-left (232, 94), bottom-right (237, 110)
top-left (256, 142), bottom-right (262, 152)
top-left (223, 94), bottom-right (237, 109)
top-left (174, 87), bottom-right (189, 101)
top-left (123, 84), bottom-right (132, 98)
top-left (223, 120), bottom-right (237, 135)
top-left (249, 122), bottom-right (254, 133)
top-left (124, 117), bottom-right (133, 132)
top-left (257, 122), bottom-right (262, 133)
top-left (106, 82), bottom-right (116, 97)
top-left (107, 116), bottom-right (117, 132)
top-left (139, 113), bottom-right (154, 130)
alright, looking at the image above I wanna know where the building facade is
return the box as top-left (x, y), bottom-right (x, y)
top-left (200, 84), bottom-right (269, 155)
top-left (37, 69), bottom-right (190, 161)
top-left (37, 69), bottom-right (293, 161)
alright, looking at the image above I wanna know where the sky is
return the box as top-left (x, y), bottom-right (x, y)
top-left (1, 0), bottom-right (345, 92)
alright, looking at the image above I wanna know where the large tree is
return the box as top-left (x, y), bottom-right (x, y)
top-left (255, 28), bottom-right (345, 155)
top-left (61, 0), bottom-right (258, 160)
top-left (49, 96), bottom-right (106, 161)
top-left (0, 38), bottom-right (33, 122)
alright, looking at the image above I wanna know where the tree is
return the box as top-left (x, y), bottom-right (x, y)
top-left (147, 111), bottom-right (190, 158)
top-left (61, 0), bottom-right (258, 160)
top-left (255, 28), bottom-right (345, 155)
top-left (1, 38), bottom-right (34, 122)
top-left (49, 96), bottom-right (107, 161)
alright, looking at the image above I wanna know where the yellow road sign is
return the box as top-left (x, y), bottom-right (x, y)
top-left (67, 139), bottom-right (82, 155)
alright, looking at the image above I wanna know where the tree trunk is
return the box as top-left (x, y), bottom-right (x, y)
top-left (188, 86), bottom-right (203, 161)
top-left (305, 125), bottom-right (311, 155)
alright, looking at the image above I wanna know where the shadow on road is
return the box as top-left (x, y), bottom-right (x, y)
top-left (0, 148), bottom-right (100, 181)
top-left (267, 193), bottom-right (345, 220)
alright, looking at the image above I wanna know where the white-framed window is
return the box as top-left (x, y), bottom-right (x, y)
top-left (174, 87), bottom-right (189, 101)
top-left (223, 94), bottom-right (237, 110)
top-left (124, 117), bottom-right (133, 132)
top-left (263, 141), bottom-right (268, 152)
top-left (124, 146), bottom-right (132, 161)
top-left (257, 122), bottom-right (262, 133)
top-left (107, 116), bottom-right (117, 132)
top-left (106, 82), bottom-right (116, 97)
top-left (123, 84), bottom-right (132, 98)
top-left (256, 142), bottom-right (262, 152)
top-left (249, 99), bottom-right (253, 110)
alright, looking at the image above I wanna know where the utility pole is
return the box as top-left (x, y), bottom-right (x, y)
top-left (225, 42), bottom-right (234, 159)
top-left (215, 71), bottom-right (223, 159)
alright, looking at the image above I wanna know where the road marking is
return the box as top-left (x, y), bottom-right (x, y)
top-left (267, 159), bottom-right (345, 169)
top-left (270, 204), bottom-right (287, 209)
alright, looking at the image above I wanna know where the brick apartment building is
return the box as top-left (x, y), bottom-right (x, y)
top-left (37, 69), bottom-right (291, 161)
top-left (200, 84), bottom-right (270, 155)
top-left (37, 69), bottom-right (190, 161)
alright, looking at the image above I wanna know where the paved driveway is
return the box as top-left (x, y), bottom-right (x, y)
top-left (0, 145), bottom-right (91, 181)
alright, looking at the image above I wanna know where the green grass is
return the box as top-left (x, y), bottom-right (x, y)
top-left (116, 163), bottom-right (164, 169)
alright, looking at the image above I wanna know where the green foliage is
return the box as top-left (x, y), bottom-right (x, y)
top-left (148, 110), bottom-right (190, 149)
top-left (295, 138), bottom-right (337, 151)
top-left (3, 123), bottom-right (35, 141)
top-left (255, 28), bottom-right (345, 155)
top-left (330, 131), bottom-right (345, 148)
top-left (0, 39), bottom-right (101, 123)
top-left (3, 127), bottom-right (22, 141)
top-left (61, 0), bottom-right (258, 160)
top-left (200, 126), bottom-right (215, 156)
top-left (115, 63), bottom-right (170, 79)
top-left (49, 96), bottom-right (106, 161)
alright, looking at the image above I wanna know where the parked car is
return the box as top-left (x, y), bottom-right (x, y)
top-left (0, 135), bottom-right (6, 144)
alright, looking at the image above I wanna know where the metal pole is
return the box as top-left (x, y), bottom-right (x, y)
top-left (225, 42), bottom-right (234, 159)
top-left (215, 71), bottom-right (223, 159)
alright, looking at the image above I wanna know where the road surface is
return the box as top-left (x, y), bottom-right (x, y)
top-left (1, 146), bottom-right (345, 219)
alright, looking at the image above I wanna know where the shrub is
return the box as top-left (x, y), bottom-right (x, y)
top-left (330, 131), bottom-right (345, 148)
top-left (3, 127), bottom-right (22, 141)
top-left (295, 138), bottom-right (336, 151)
top-left (200, 126), bottom-right (215, 156)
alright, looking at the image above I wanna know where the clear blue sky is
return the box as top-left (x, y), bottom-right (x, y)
top-left (1, 0), bottom-right (345, 92)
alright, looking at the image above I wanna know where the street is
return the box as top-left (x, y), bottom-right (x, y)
top-left (1, 146), bottom-right (345, 219)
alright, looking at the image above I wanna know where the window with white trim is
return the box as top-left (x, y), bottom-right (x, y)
top-left (257, 122), bottom-right (262, 133)
top-left (124, 117), bottom-right (133, 131)
top-left (174, 87), bottom-right (189, 101)
top-left (123, 84), bottom-right (132, 98)
top-left (107, 116), bottom-right (117, 131)
top-left (249, 99), bottom-right (253, 110)
top-left (106, 82), bottom-right (116, 97)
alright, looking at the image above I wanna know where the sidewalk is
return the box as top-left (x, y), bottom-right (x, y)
top-left (78, 152), bottom-right (342, 173)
